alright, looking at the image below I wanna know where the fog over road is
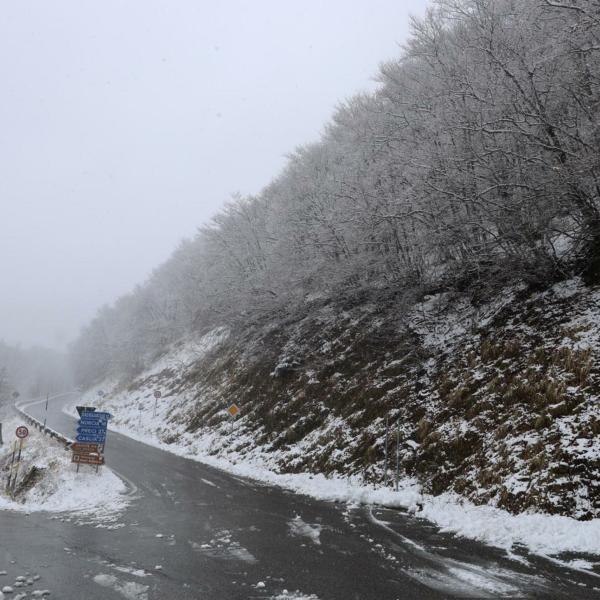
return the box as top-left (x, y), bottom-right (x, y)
top-left (1, 394), bottom-right (599, 599)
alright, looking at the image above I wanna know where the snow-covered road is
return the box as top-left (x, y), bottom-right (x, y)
top-left (1, 393), bottom-right (599, 599)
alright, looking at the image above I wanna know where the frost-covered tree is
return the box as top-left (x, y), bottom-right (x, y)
top-left (70, 0), bottom-right (600, 386)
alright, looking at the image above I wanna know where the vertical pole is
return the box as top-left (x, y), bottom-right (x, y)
top-left (395, 419), bottom-right (400, 492)
top-left (12, 439), bottom-right (23, 494)
top-left (383, 415), bottom-right (389, 487)
top-left (153, 397), bottom-right (157, 417)
top-left (100, 421), bottom-right (107, 464)
top-left (6, 440), bottom-right (17, 491)
top-left (44, 393), bottom-right (48, 428)
top-left (0, 422), bottom-right (3, 446)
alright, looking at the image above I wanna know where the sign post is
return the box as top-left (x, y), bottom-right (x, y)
top-left (5, 440), bottom-right (17, 492)
top-left (227, 404), bottom-right (240, 433)
top-left (395, 419), bottom-right (400, 492)
top-left (383, 415), bottom-right (389, 487)
top-left (73, 409), bottom-right (111, 472)
top-left (76, 406), bottom-right (96, 417)
top-left (7, 426), bottom-right (29, 495)
top-left (153, 390), bottom-right (162, 417)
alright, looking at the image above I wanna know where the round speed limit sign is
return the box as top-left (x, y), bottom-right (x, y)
top-left (16, 425), bottom-right (29, 439)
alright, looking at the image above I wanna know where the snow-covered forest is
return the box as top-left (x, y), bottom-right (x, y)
top-left (71, 0), bottom-right (600, 387)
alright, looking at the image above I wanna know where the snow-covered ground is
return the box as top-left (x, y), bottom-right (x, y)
top-left (0, 416), bottom-right (129, 520)
top-left (67, 374), bottom-right (600, 560)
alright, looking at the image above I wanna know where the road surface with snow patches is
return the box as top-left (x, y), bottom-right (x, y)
top-left (2, 393), bottom-right (600, 600)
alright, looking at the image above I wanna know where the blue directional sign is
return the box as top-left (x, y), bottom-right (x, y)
top-left (89, 412), bottom-right (111, 419)
top-left (79, 418), bottom-right (108, 427)
top-left (76, 421), bottom-right (107, 432)
top-left (75, 409), bottom-right (112, 444)
top-left (77, 426), bottom-right (105, 435)
top-left (76, 429), bottom-right (107, 442)
top-left (78, 412), bottom-right (111, 421)
top-left (76, 433), bottom-right (107, 443)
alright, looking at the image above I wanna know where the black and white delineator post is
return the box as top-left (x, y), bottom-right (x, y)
top-left (395, 419), bottom-right (400, 492)
top-left (383, 415), bottom-right (389, 487)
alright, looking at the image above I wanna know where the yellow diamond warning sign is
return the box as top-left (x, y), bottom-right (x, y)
top-left (227, 404), bottom-right (240, 417)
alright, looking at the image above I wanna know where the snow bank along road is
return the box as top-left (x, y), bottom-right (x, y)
top-left (2, 394), bottom-right (600, 599)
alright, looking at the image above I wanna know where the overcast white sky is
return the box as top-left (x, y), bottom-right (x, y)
top-left (0, 0), bottom-right (427, 350)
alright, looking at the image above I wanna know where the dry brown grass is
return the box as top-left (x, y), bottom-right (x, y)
top-left (552, 347), bottom-right (593, 386)
top-left (503, 339), bottom-right (521, 359)
top-left (534, 413), bottom-right (552, 430)
top-left (560, 324), bottom-right (590, 342)
top-left (494, 422), bottom-right (513, 440)
top-left (529, 453), bottom-right (548, 472)
top-left (522, 440), bottom-right (544, 460)
top-left (423, 430), bottom-right (442, 447)
top-left (437, 370), bottom-right (455, 397)
top-left (480, 338), bottom-right (521, 362)
top-left (447, 385), bottom-right (470, 409)
top-left (542, 380), bottom-right (567, 405)
top-left (477, 468), bottom-right (502, 487)
top-left (480, 338), bottom-right (503, 362)
top-left (466, 351), bottom-right (478, 369)
top-left (417, 417), bottom-right (432, 441)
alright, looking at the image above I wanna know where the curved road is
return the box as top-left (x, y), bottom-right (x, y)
top-left (1, 393), bottom-right (599, 599)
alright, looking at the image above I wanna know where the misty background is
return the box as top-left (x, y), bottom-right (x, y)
top-left (0, 0), bottom-right (426, 351)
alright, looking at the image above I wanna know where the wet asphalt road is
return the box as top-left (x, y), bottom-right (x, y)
top-left (2, 393), bottom-right (600, 599)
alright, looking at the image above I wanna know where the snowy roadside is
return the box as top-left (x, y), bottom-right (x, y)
top-left (0, 415), bottom-right (129, 519)
top-left (65, 392), bottom-right (600, 559)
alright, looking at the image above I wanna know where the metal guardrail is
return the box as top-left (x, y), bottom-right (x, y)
top-left (14, 403), bottom-right (73, 448)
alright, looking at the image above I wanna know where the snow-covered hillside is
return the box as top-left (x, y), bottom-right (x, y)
top-left (70, 277), bottom-right (600, 557)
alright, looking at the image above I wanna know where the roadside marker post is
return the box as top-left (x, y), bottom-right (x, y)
top-left (227, 404), bottom-right (240, 433)
top-left (395, 420), bottom-right (400, 492)
top-left (383, 416), bottom-right (389, 487)
top-left (153, 390), bottom-right (162, 417)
